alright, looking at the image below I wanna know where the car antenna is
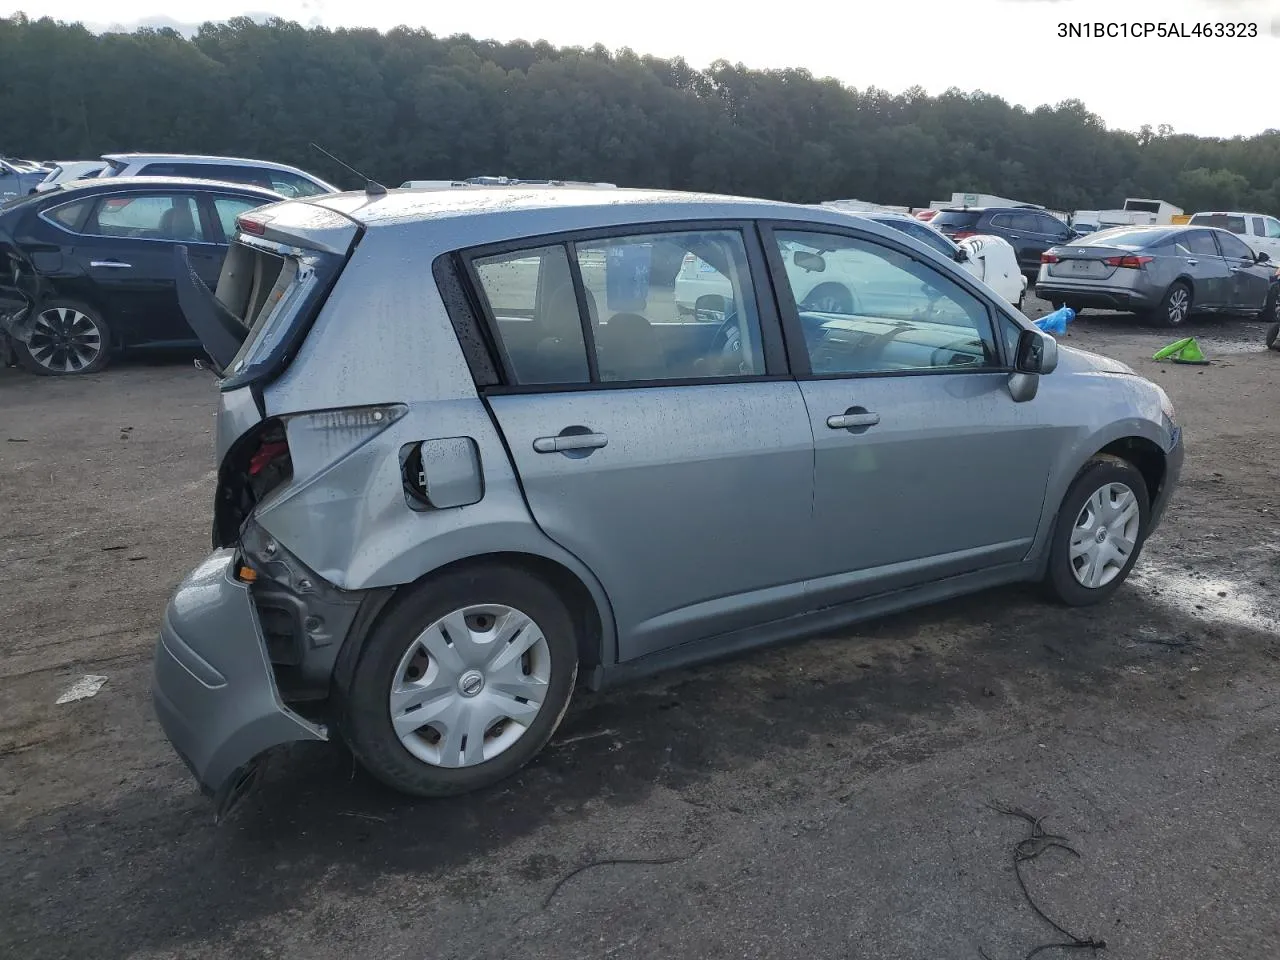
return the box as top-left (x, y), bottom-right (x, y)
top-left (309, 142), bottom-right (387, 196)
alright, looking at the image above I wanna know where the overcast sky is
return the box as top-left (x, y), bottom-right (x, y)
top-left (5, 0), bottom-right (1279, 137)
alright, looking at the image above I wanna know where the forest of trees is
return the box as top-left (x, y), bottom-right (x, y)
top-left (3, 13), bottom-right (1280, 214)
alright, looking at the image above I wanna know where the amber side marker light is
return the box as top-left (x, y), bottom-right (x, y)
top-left (237, 566), bottom-right (258, 583)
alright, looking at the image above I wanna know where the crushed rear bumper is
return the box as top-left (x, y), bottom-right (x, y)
top-left (151, 549), bottom-right (327, 802)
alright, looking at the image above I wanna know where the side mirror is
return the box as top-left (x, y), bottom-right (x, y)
top-left (1015, 327), bottom-right (1058, 375)
top-left (1257, 251), bottom-right (1270, 264)
top-left (954, 247), bottom-right (970, 263)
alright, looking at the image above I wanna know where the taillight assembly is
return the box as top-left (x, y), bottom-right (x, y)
top-left (237, 217), bottom-right (266, 236)
top-left (1104, 255), bottom-right (1154, 269)
top-left (1041, 253), bottom-right (1061, 264)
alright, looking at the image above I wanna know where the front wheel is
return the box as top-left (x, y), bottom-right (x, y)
top-left (1267, 321), bottom-right (1280, 351)
top-left (343, 564), bottom-right (579, 797)
top-left (1044, 456), bottom-right (1151, 606)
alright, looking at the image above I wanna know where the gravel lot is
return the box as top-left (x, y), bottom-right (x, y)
top-left (2, 299), bottom-right (1279, 960)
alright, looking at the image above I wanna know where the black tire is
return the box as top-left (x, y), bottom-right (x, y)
top-left (342, 564), bottom-right (579, 798)
top-left (801, 282), bottom-right (855, 314)
top-left (1267, 321), bottom-right (1280, 352)
top-left (1044, 455), bottom-right (1151, 607)
top-left (1152, 281), bottom-right (1192, 328)
top-left (14, 300), bottom-right (112, 376)
top-left (1263, 285), bottom-right (1279, 325)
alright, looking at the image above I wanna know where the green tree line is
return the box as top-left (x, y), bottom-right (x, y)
top-left (3, 13), bottom-right (1279, 214)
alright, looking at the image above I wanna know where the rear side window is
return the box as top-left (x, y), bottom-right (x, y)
top-left (1186, 230), bottom-right (1220, 256)
top-left (1252, 217), bottom-right (1266, 236)
top-left (470, 229), bottom-right (768, 387)
top-left (473, 245), bottom-right (591, 386)
top-left (89, 194), bottom-right (204, 241)
top-left (44, 199), bottom-right (91, 232)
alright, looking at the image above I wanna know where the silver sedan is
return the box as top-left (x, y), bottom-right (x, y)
top-left (1036, 224), bottom-right (1274, 327)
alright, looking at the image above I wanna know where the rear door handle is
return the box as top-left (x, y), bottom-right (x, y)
top-left (533, 432), bottom-right (608, 453)
top-left (827, 412), bottom-right (880, 430)
top-left (90, 260), bottom-right (132, 269)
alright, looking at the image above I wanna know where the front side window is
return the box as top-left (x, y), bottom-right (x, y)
top-left (1266, 217), bottom-right (1280, 239)
top-left (1216, 230), bottom-right (1254, 261)
top-left (213, 195), bottom-right (268, 240)
top-left (771, 229), bottom-right (997, 376)
top-left (89, 194), bottom-right (205, 241)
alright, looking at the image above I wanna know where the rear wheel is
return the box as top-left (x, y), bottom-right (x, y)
top-left (14, 300), bottom-right (111, 376)
top-left (1267, 321), bottom-right (1280, 351)
top-left (1044, 456), bottom-right (1151, 606)
top-left (1152, 281), bottom-right (1191, 328)
top-left (343, 564), bottom-right (579, 797)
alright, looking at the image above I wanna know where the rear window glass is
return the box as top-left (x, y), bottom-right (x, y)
top-left (45, 199), bottom-right (90, 231)
top-left (931, 211), bottom-right (982, 229)
top-left (1073, 228), bottom-right (1158, 249)
top-left (1189, 214), bottom-right (1246, 234)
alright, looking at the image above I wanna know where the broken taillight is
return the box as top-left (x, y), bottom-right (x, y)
top-left (249, 440), bottom-right (290, 476)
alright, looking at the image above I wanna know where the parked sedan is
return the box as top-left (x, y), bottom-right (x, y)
top-left (0, 177), bottom-right (282, 374)
top-left (1035, 225), bottom-right (1274, 327)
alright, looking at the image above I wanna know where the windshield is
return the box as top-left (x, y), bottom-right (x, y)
top-left (1071, 228), bottom-right (1161, 249)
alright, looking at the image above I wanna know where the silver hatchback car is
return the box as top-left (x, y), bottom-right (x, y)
top-left (154, 188), bottom-right (1183, 808)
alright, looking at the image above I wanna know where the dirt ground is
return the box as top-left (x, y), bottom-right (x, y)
top-left (2, 301), bottom-right (1279, 960)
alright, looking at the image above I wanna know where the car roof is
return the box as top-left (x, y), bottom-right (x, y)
top-left (35, 176), bottom-right (284, 200)
top-left (104, 152), bottom-right (307, 171)
top-left (253, 187), bottom-right (950, 259)
top-left (1190, 211), bottom-right (1259, 217)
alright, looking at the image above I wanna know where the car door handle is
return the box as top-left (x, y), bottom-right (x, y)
top-left (90, 260), bottom-right (132, 269)
top-left (827, 412), bottom-right (880, 430)
top-left (1186, 259), bottom-right (1198, 266)
top-left (533, 432), bottom-right (608, 453)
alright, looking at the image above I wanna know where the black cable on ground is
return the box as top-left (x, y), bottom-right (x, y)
top-left (542, 843), bottom-right (705, 909)
top-left (980, 803), bottom-right (1107, 960)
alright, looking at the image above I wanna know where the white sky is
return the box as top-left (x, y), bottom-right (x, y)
top-left (6, 0), bottom-right (1280, 137)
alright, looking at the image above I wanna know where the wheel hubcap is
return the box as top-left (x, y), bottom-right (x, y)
top-left (28, 307), bottom-right (102, 373)
top-left (1168, 289), bottom-right (1188, 323)
top-left (1070, 482), bottom-right (1141, 589)
top-left (389, 604), bottom-right (551, 768)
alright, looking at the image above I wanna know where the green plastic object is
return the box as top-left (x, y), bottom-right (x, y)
top-left (1152, 336), bottom-right (1209, 365)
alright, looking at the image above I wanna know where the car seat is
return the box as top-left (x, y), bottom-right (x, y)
top-left (597, 312), bottom-right (663, 381)
top-left (159, 203), bottom-right (198, 241)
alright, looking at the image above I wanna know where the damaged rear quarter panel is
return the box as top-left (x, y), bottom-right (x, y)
top-left (248, 228), bottom-right (617, 661)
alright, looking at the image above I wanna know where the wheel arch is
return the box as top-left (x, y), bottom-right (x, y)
top-left (330, 549), bottom-right (612, 717)
top-left (1027, 420), bottom-right (1172, 566)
